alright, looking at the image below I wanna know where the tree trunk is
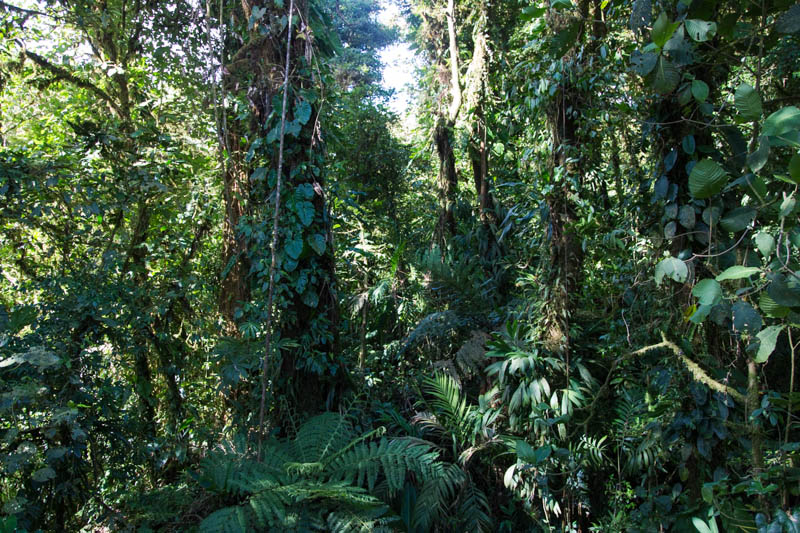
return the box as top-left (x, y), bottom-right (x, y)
top-left (219, 129), bottom-right (251, 331)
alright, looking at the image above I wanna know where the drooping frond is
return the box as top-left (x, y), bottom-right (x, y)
top-left (327, 437), bottom-right (443, 493)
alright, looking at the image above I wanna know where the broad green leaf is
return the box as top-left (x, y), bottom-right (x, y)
top-left (789, 153), bottom-right (800, 184)
top-left (690, 304), bottom-right (712, 324)
top-left (692, 517), bottom-right (714, 533)
top-left (679, 205), bottom-right (696, 229)
top-left (664, 221), bottom-right (677, 239)
top-left (631, 50), bottom-right (658, 75)
top-left (31, 467), bottom-right (56, 482)
top-left (689, 159), bottom-right (729, 199)
top-left (285, 236), bottom-right (303, 260)
top-left (755, 325), bottom-right (784, 363)
top-left (747, 136), bottom-right (769, 173)
top-left (760, 292), bottom-right (790, 318)
top-left (684, 19), bottom-right (717, 42)
top-left (296, 200), bottom-right (315, 227)
top-left (755, 232), bottom-right (776, 257)
top-left (294, 100), bottom-right (312, 126)
top-left (734, 83), bottom-right (762, 121)
top-left (693, 279), bottom-right (722, 306)
top-left (701, 484), bottom-right (714, 504)
top-left (739, 173), bottom-right (767, 202)
top-left (691, 80), bottom-right (709, 102)
top-left (719, 207), bottom-right (755, 232)
top-left (655, 257), bottom-right (688, 286)
top-left (550, 0), bottom-right (573, 9)
top-left (302, 289), bottom-right (319, 308)
top-left (768, 274), bottom-right (800, 307)
top-left (776, 4), bottom-right (800, 34)
top-left (651, 56), bottom-right (680, 93)
top-left (716, 266), bottom-right (761, 281)
top-left (683, 135), bottom-right (696, 155)
top-left (781, 195), bottom-right (796, 218)
top-left (520, 5), bottom-right (547, 21)
top-left (630, 0), bottom-right (652, 31)
top-left (732, 301), bottom-right (762, 335)
top-left (652, 13), bottom-right (680, 47)
top-left (702, 206), bottom-right (722, 225)
top-left (307, 234), bottom-right (326, 255)
top-left (763, 107), bottom-right (800, 138)
top-left (251, 167), bottom-right (267, 182)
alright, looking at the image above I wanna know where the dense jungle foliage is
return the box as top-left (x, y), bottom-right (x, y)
top-left (1, 0), bottom-right (799, 530)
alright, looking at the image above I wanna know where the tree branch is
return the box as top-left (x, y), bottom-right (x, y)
top-left (24, 50), bottom-right (125, 119)
top-left (579, 332), bottom-right (745, 435)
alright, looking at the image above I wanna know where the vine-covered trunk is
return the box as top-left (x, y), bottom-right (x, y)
top-left (219, 129), bottom-right (251, 331)
top-left (434, 119), bottom-right (458, 248)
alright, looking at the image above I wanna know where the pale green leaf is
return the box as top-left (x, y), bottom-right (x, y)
top-left (755, 325), bottom-right (784, 363)
top-left (684, 19), bottom-right (717, 42)
top-left (655, 257), bottom-right (688, 286)
top-left (692, 279), bottom-right (722, 306)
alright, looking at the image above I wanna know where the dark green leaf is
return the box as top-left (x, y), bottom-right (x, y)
top-left (683, 135), bottom-right (696, 155)
top-left (776, 4), bottom-right (800, 34)
top-left (294, 100), bottom-right (312, 126)
top-left (691, 80), bottom-right (709, 102)
top-left (760, 292), bottom-right (790, 318)
top-left (732, 301), bottom-right (762, 335)
top-left (652, 13), bottom-right (679, 47)
top-left (285, 236), bottom-right (303, 260)
top-left (651, 56), bottom-right (680, 94)
top-left (789, 154), bottom-right (800, 184)
top-left (631, 50), bottom-right (658, 75)
top-left (719, 207), bottom-right (755, 232)
top-left (689, 159), bottom-right (729, 199)
top-left (734, 83), bottom-right (762, 121)
top-left (679, 205), bottom-right (696, 229)
top-left (307, 234), bottom-right (326, 255)
top-left (763, 107), bottom-right (800, 138)
top-left (296, 200), bottom-right (315, 227)
top-left (747, 136), bottom-right (769, 173)
top-left (768, 274), bottom-right (800, 307)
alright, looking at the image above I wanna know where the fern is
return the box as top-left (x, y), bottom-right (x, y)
top-left (199, 506), bottom-right (251, 533)
top-left (197, 412), bottom-right (464, 532)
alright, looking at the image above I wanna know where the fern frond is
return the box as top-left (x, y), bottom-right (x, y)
top-left (412, 463), bottom-right (464, 531)
top-left (292, 412), bottom-right (356, 464)
top-left (422, 373), bottom-right (477, 448)
top-left (457, 481), bottom-right (493, 532)
top-left (199, 506), bottom-right (251, 533)
top-left (327, 437), bottom-right (443, 494)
